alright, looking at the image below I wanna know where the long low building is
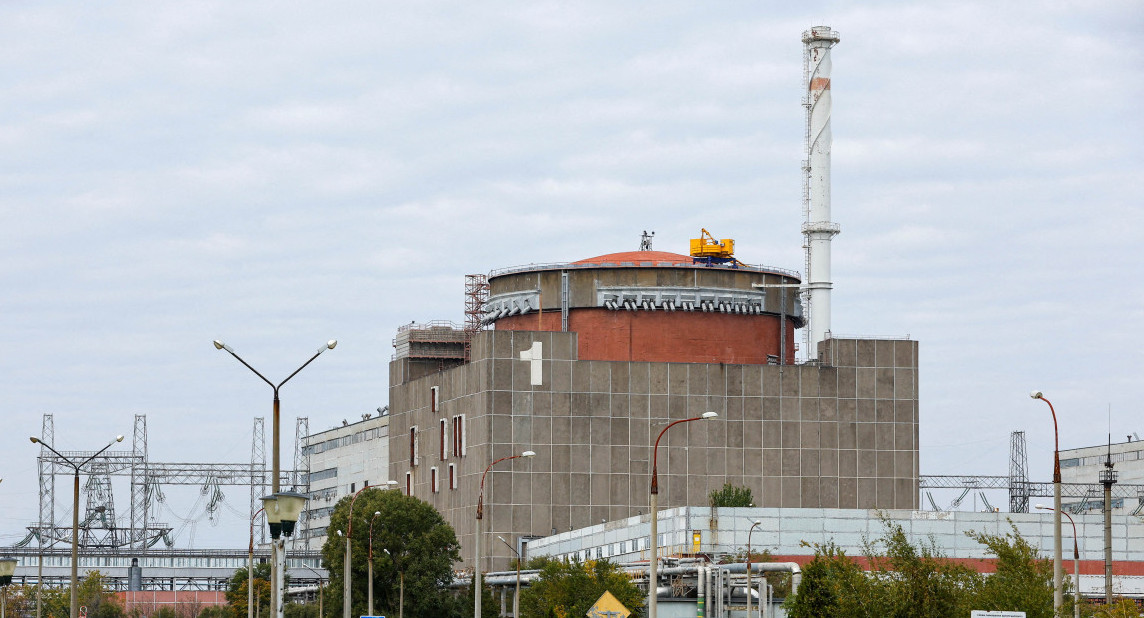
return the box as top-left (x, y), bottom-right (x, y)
top-left (523, 506), bottom-right (1144, 600)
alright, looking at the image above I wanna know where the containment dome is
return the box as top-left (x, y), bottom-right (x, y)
top-left (483, 249), bottom-right (803, 365)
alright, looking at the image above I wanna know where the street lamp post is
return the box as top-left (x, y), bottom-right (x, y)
top-left (1031, 390), bottom-right (1063, 613)
top-left (1037, 504), bottom-right (1081, 618)
top-left (474, 450), bottom-right (535, 618)
top-left (248, 507), bottom-right (266, 618)
top-left (381, 549), bottom-right (405, 618)
top-left (1, 556), bottom-right (16, 618)
top-left (648, 412), bottom-right (717, 618)
top-left (498, 537), bottom-right (521, 618)
top-left (368, 511), bottom-right (381, 618)
top-left (746, 520), bottom-right (762, 618)
top-left (29, 434), bottom-right (124, 618)
top-left (214, 338), bottom-right (336, 618)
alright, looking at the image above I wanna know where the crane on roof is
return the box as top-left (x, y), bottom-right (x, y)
top-left (689, 228), bottom-right (738, 266)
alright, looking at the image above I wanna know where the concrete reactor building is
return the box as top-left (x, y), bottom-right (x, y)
top-left (384, 25), bottom-right (923, 574)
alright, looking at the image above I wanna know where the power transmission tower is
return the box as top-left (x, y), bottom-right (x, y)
top-left (251, 416), bottom-right (266, 546)
top-left (1009, 430), bottom-right (1030, 513)
top-left (293, 416), bottom-right (310, 550)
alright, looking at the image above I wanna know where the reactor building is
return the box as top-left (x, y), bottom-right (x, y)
top-left (384, 25), bottom-right (923, 573)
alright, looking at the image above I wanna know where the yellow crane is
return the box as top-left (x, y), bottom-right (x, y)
top-left (689, 228), bottom-right (735, 262)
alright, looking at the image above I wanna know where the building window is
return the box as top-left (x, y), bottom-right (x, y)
top-left (405, 472), bottom-right (412, 496)
top-left (409, 426), bottom-right (419, 466)
top-left (452, 414), bottom-right (466, 457)
top-left (349, 483), bottom-right (355, 493)
top-left (448, 463), bottom-right (457, 490)
top-left (439, 418), bottom-right (448, 461)
top-left (431, 467), bottom-right (439, 493)
top-left (431, 385), bottom-right (439, 413)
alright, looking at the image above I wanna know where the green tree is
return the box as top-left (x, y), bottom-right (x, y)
top-left (321, 488), bottom-right (462, 618)
top-left (862, 521), bottom-right (979, 618)
top-left (282, 602), bottom-right (319, 618)
top-left (708, 483), bottom-right (753, 508)
top-left (518, 558), bottom-right (644, 618)
top-left (964, 523), bottom-right (1055, 618)
top-left (38, 572), bottom-right (125, 618)
top-left (782, 542), bottom-right (873, 618)
top-left (225, 562), bottom-right (272, 618)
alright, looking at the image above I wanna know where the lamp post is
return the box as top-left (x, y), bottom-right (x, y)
top-left (746, 520), bottom-right (762, 618)
top-left (474, 450), bottom-right (535, 618)
top-left (381, 549), bottom-right (405, 618)
top-left (1031, 390), bottom-right (1063, 613)
top-left (1037, 504), bottom-right (1081, 618)
top-left (1, 556), bottom-right (16, 618)
top-left (262, 492), bottom-right (308, 618)
top-left (214, 338), bottom-right (336, 618)
top-left (497, 537), bottom-right (521, 618)
top-left (368, 511), bottom-right (381, 618)
top-left (29, 434), bottom-right (124, 618)
top-left (648, 412), bottom-right (717, 618)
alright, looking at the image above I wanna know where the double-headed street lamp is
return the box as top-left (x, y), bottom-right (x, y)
top-left (648, 411), bottom-right (717, 618)
top-left (214, 338), bottom-right (336, 618)
top-left (29, 434), bottom-right (123, 618)
top-left (746, 520), bottom-right (763, 618)
top-left (1030, 390), bottom-right (1063, 612)
top-left (1037, 504), bottom-right (1081, 618)
top-left (474, 450), bottom-right (535, 618)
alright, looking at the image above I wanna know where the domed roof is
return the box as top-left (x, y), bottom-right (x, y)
top-left (572, 251), bottom-right (693, 265)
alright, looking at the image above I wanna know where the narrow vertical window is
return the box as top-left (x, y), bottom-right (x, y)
top-left (430, 385), bottom-right (439, 413)
top-left (439, 418), bottom-right (448, 461)
top-left (405, 472), bottom-right (412, 496)
top-left (431, 467), bottom-right (439, 493)
top-left (409, 426), bottom-right (419, 466)
top-left (448, 463), bottom-right (457, 490)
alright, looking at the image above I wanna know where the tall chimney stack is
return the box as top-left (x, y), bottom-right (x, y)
top-left (802, 26), bottom-right (841, 358)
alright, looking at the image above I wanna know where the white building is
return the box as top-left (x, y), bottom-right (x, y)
top-left (300, 412), bottom-right (390, 549)
top-left (1060, 437), bottom-right (1144, 515)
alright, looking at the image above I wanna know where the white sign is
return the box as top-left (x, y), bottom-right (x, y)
top-left (971, 612), bottom-right (1026, 618)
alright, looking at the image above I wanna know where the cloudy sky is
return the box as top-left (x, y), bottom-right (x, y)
top-left (1, 2), bottom-right (1140, 548)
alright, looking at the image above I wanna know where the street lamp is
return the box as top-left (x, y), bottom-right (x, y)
top-left (262, 492), bottom-right (308, 618)
top-left (29, 434), bottom-right (124, 618)
top-left (746, 520), bottom-right (762, 618)
top-left (368, 511), bottom-right (381, 618)
top-left (648, 411), bottom-right (717, 618)
top-left (1, 557), bottom-right (16, 618)
top-left (474, 450), bottom-right (535, 618)
top-left (1031, 390), bottom-right (1063, 612)
top-left (1037, 504), bottom-right (1081, 618)
top-left (498, 536), bottom-right (521, 618)
top-left (214, 338), bottom-right (336, 618)
top-left (381, 548), bottom-right (406, 618)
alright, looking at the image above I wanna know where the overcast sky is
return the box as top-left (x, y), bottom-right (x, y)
top-left (1, 2), bottom-right (1140, 548)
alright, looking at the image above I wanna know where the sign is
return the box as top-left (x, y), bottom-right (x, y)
top-left (692, 530), bottom-right (701, 553)
top-left (586, 591), bottom-right (630, 618)
top-left (970, 612), bottom-right (1026, 617)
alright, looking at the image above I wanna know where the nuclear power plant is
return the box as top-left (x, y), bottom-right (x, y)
top-left (6, 25), bottom-right (1144, 612)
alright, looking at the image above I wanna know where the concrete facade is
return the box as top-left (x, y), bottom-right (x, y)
top-left (387, 329), bottom-right (919, 572)
top-left (301, 413), bottom-right (390, 548)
